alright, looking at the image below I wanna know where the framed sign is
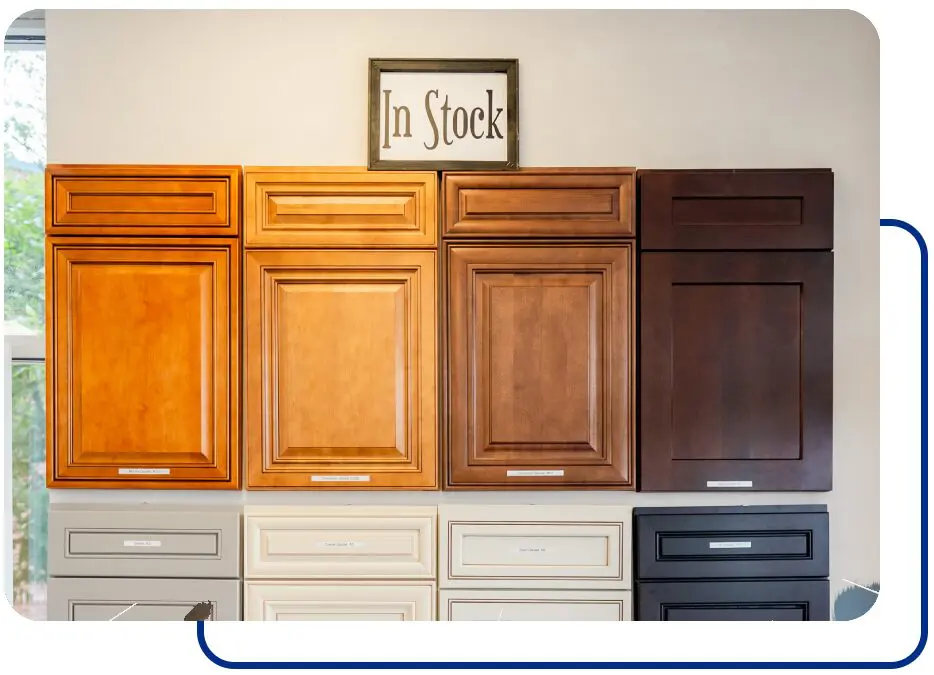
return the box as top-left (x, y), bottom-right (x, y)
top-left (367, 58), bottom-right (519, 171)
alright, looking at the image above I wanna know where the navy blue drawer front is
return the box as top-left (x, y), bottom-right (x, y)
top-left (634, 505), bottom-right (829, 580)
top-left (636, 579), bottom-right (830, 621)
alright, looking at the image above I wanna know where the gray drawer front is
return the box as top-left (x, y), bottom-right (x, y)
top-left (48, 577), bottom-right (241, 621)
top-left (49, 509), bottom-right (241, 578)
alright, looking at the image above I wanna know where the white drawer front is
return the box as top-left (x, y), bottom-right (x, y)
top-left (244, 582), bottom-right (435, 621)
top-left (244, 507), bottom-right (436, 579)
top-left (440, 590), bottom-right (632, 621)
top-left (440, 505), bottom-right (632, 589)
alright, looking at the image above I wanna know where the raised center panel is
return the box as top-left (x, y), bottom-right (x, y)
top-left (245, 249), bottom-right (437, 489)
top-left (244, 582), bottom-right (434, 621)
top-left (445, 243), bottom-right (634, 489)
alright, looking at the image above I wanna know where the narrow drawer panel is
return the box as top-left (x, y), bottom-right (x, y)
top-left (244, 582), bottom-right (435, 621)
top-left (440, 505), bottom-right (632, 589)
top-left (440, 590), bottom-right (632, 621)
top-left (244, 167), bottom-right (437, 247)
top-left (48, 506), bottom-right (241, 579)
top-left (634, 505), bottom-right (829, 580)
top-left (244, 507), bottom-right (436, 579)
top-left (636, 580), bottom-right (830, 621)
top-left (442, 169), bottom-right (635, 238)
top-left (638, 169), bottom-right (833, 250)
top-left (47, 165), bottom-right (240, 236)
top-left (48, 577), bottom-right (241, 621)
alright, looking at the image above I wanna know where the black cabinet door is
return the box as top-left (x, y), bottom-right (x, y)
top-left (636, 580), bottom-right (830, 621)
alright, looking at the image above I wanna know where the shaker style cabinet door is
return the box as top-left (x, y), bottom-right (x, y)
top-left (46, 238), bottom-right (239, 488)
top-left (639, 251), bottom-right (833, 491)
top-left (444, 243), bottom-right (635, 489)
top-left (244, 250), bottom-right (438, 489)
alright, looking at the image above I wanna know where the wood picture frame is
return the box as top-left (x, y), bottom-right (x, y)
top-left (367, 58), bottom-right (519, 171)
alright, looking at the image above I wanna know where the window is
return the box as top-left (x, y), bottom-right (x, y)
top-left (4, 10), bottom-right (47, 620)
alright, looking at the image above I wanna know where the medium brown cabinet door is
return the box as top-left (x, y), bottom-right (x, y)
top-left (47, 237), bottom-right (239, 488)
top-left (445, 243), bottom-right (635, 489)
top-left (244, 249), bottom-right (438, 489)
top-left (640, 251), bottom-right (833, 491)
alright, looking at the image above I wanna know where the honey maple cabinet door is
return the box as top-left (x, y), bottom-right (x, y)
top-left (245, 250), bottom-right (437, 489)
top-left (445, 244), bottom-right (635, 489)
top-left (46, 238), bottom-right (239, 488)
top-left (640, 251), bottom-right (833, 491)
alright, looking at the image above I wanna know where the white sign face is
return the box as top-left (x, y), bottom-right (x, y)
top-left (368, 60), bottom-right (518, 170)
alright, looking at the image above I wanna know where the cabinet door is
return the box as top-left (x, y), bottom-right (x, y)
top-left (446, 244), bottom-right (635, 489)
top-left (640, 251), bottom-right (833, 492)
top-left (47, 238), bottom-right (239, 489)
top-left (636, 580), bottom-right (830, 621)
top-left (244, 582), bottom-right (434, 621)
top-left (440, 590), bottom-right (631, 621)
top-left (245, 250), bottom-right (437, 489)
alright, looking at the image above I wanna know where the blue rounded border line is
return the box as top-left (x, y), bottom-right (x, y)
top-left (196, 218), bottom-right (928, 670)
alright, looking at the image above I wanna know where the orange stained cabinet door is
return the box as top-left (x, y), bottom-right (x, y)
top-left (46, 237), bottom-right (240, 488)
top-left (444, 243), bottom-right (636, 489)
top-left (245, 249), bottom-right (438, 489)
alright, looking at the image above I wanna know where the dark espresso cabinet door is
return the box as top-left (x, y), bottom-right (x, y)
top-left (636, 580), bottom-right (830, 621)
top-left (640, 251), bottom-right (833, 491)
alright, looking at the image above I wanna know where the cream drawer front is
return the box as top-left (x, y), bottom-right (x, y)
top-left (48, 507), bottom-right (241, 579)
top-left (440, 505), bottom-right (632, 589)
top-left (48, 577), bottom-right (241, 621)
top-left (244, 582), bottom-right (435, 621)
top-left (244, 507), bottom-right (436, 579)
top-left (440, 590), bottom-right (632, 621)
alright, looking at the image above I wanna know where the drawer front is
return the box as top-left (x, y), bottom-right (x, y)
top-left (440, 590), bottom-right (631, 621)
top-left (440, 505), bottom-right (632, 589)
top-left (636, 580), bottom-right (830, 621)
top-left (442, 170), bottom-right (635, 238)
top-left (244, 582), bottom-right (435, 621)
top-left (638, 169), bottom-right (833, 250)
top-left (244, 508), bottom-right (436, 579)
top-left (244, 167), bottom-right (437, 247)
top-left (47, 165), bottom-right (240, 236)
top-left (47, 577), bottom-right (241, 621)
top-left (48, 508), bottom-right (241, 578)
top-left (634, 506), bottom-right (829, 580)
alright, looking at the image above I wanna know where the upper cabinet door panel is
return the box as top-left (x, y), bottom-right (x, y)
top-left (244, 167), bottom-right (437, 248)
top-left (46, 165), bottom-right (241, 237)
top-left (639, 251), bottom-right (833, 492)
top-left (245, 249), bottom-right (438, 489)
top-left (445, 243), bottom-right (635, 489)
top-left (47, 237), bottom-right (239, 489)
top-left (442, 169), bottom-right (635, 238)
top-left (638, 169), bottom-right (833, 250)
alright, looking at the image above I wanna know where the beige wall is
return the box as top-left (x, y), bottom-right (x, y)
top-left (45, 9), bottom-right (881, 597)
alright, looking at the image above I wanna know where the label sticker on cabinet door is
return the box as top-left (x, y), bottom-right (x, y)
top-left (123, 540), bottom-right (162, 548)
top-left (119, 468), bottom-right (170, 475)
top-left (506, 470), bottom-right (564, 477)
top-left (311, 475), bottom-right (370, 482)
top-left (706, 480), bottom-right (752, 488)
top-left (318, 541), bottom-right (365, 549)
top-left (709, 541), bottom-right (752, 549)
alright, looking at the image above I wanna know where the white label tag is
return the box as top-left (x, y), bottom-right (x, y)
top-left (123, 540), bottom-right (162, 548)
top-left (709, 541), bottom-right (752, 549)
top-left (119, 468), bottom-right (170, 475)
top-left (318, 541), bottom-right (364, 549)
top-left (311, 475), bottom-right (370, 482)
top-left (506, 470), bottom-right (564, 477)
top-left (706, 480), bottom-right (753, 488)
top-left (518, 547), bottom-right (547, 553)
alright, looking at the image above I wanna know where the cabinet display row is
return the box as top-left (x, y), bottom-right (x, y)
top-left (47, 503), bottom-right (831, 621)
top-left (44, 165), bottom-right (834, 493)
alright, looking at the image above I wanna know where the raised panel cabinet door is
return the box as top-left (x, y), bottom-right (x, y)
top-left (445, 243), bottom-right (635, 489)
top-left (635, 580), bottom-right (830, 621)
top-left (244, 167), bottom-right (437, 248)
top-left (47, 237), bottom-right (239, 489)
top-left (243, 582), bottom-right (435, 621)
top-left (640, 252), bottom-right (833, 492)
top-left (439, 590), bottom-right (632, 621)
top-left (46, 164), bottom-right (241, 237)
top-left (245, 250), bottom-right (437, 489)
